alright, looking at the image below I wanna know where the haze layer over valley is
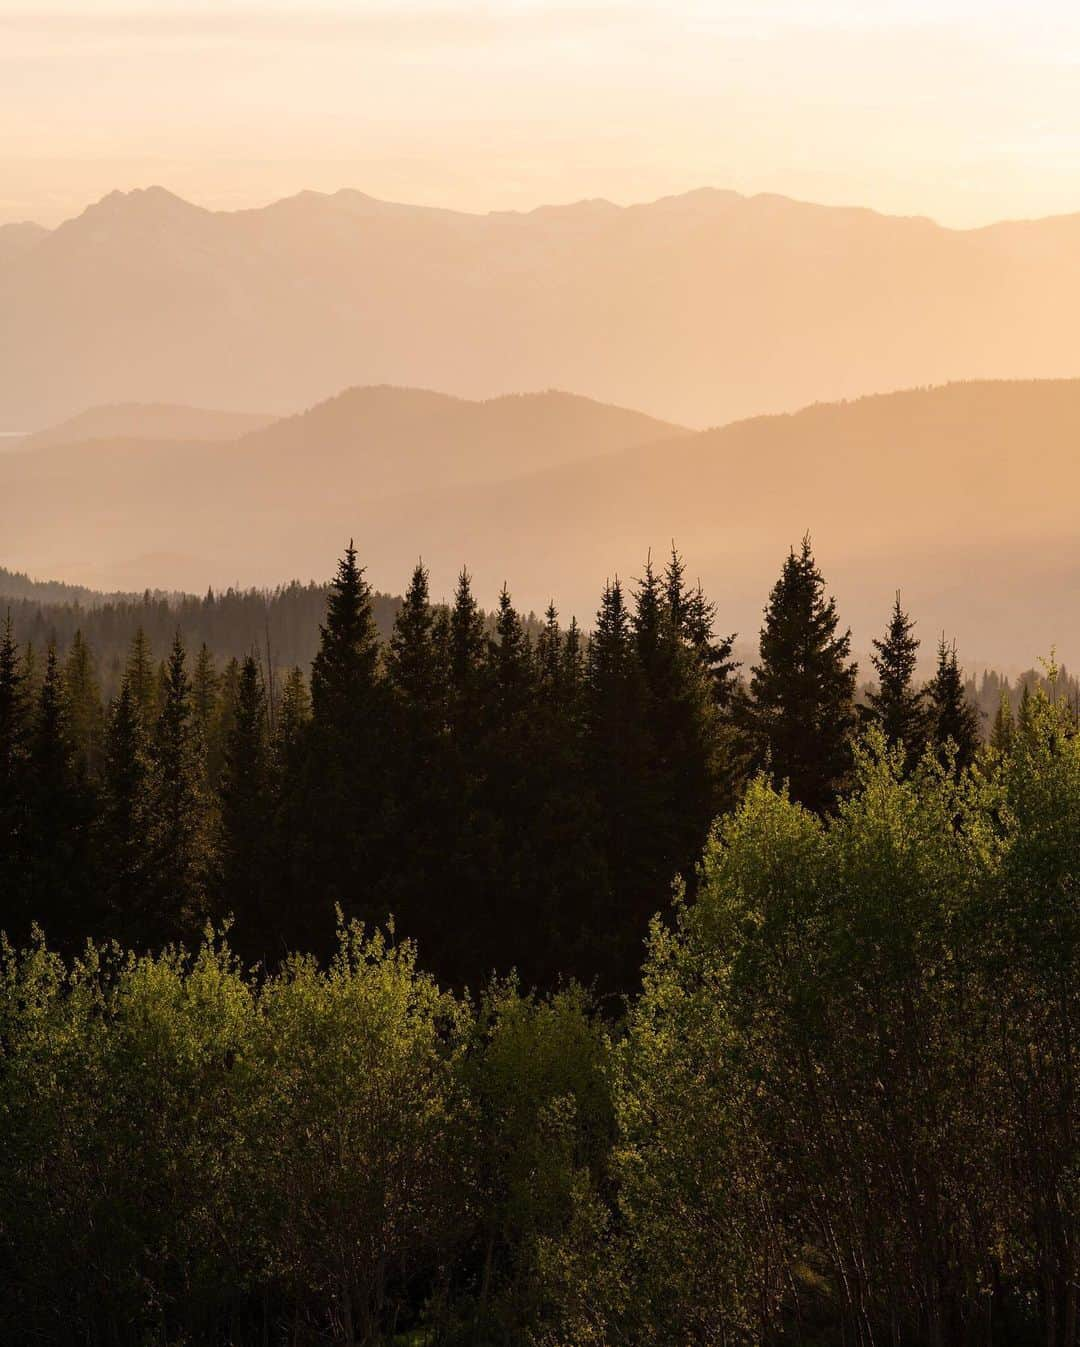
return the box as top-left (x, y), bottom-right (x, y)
top-left (5, 378), bottom-right (1078, 667)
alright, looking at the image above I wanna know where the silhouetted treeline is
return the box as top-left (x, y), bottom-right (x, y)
top-left (2, 687), bottom-right (1078, 1346)
top-left (1, 538), bottom-right (991, 993)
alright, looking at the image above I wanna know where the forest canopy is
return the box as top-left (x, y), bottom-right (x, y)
top-left (2, 540), bottom-right (1079, 1344)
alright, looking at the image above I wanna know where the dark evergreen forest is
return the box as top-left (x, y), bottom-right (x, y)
top-left (1, 539), bottom-right (1079, 1345)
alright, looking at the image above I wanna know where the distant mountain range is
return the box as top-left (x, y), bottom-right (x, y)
top-left (3, 185), bottom-right (1080, 428)
top-left (3, 379), bottom-right (1079, 666)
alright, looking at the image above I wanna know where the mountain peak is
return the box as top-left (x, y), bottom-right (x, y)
top-left (74, 185), bottom-right (208, 229)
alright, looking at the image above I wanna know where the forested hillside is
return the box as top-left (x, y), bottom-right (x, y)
top-left (0, 574), bottom-right (399, 697)
top-left (2, 537), bottom-right (1079, 1345)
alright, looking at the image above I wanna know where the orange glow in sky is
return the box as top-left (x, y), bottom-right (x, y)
top-left (3, 1), bottom-right (1080, 225)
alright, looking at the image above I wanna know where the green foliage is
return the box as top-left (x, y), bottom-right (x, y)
top-left (3, 710), bottom-right (1080, 1344)
top-left (247, 922), bottom-right (470, 1345)
top-left (458, 984), bottom-right (614, 1345)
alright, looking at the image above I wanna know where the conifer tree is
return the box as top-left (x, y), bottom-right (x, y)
top-left (0, 614), bottom-right (30, 919)
top-left (447, 567), bottom-right (487, 738)
top-left (22, 641), bottom-right (41, 706)
top-left (207, 655), bottom-right (239, 788)
top-left (867, 593), bottom-right (928, 766)
top-left (63, 629), bottom-right (105, 783)
top-left (927, 637), bottom-right (981, 770)
top-left (24, 645), bottom-right (89, 943)
top-left (147, 632), bottom-right (212, 939)
top-left (191, 643), bottom-right (220, 746)
top-left (1017, 680), bottom-right (1035, 741)
top-left (303, 543), bottom-right (388, 940)
top-left (633, 556), bottom-right (665, 682)
top-left (218, 655), bottom-right (273, 959)
top-left (379, 562), bottom-right (454, 953)
top-left (664, 544), bottom-right (738, 705)
top-left (585, 578), bottom-right (654, 982)
top-left (126, 627), bottom-right (158, 724)
top-left (633, 557), bottom-right (725, 904)
top-left (990, 684), bottom-right (1015, 753)
top-left (310, 543), bottom-right (382, 725)
top-left (744, 536), bottom-right (858, 812)
top-left (385, 562), bottom-right (445, 722)
top-left (560, 617), bottom-right (585, 716)
top-left (535, 603), bottom-right (564, 703)
top-left (98, 675), bottom-right (151, 940)
top-left (266, 666), bottom-right (311, 953)
top-left (275, 666), bottom-right (311, 773)
top-left (486, 585), bottom-right (534, 728)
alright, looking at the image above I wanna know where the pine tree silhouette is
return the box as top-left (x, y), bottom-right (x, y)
top-left (927, 636), bottom-right (981, 770)
top-left (98, 675), bottom-right (151, 941)
top-left (218, 655), bottom-right (272, 961)
top-left (867, 592), bottom-right (928, 766)
top-left (744, 536), bottom-right (858, 812)
top-left (63, 630), bottom-right (105, 784)
top-left (25, 645), bottom-right (89, 944)
top-left (990, 683), bottom-right (1015, 753)
top-left (303, 542), bottom-right (389, 946)
top-left (0, 614), bottom-right (30, 923)
top-left (148, 632), bottom-right (211, 940)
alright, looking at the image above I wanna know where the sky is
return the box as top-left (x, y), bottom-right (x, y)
top-left (3, 0), bottom-right (1080, 227)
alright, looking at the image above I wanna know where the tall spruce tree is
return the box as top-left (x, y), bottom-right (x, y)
top-left (447, 567), bottom-right (487, 741)
top-left (63, 630), bottom-right (105, 784)
top-left (990, 683), bottom-right (1015, 753)
top-left (217, 655), bottom-right (273, 961)
top-left (744, 536), bottom-right (858, 812)
top-left (191, 643), bottom-right (221, 763)
top-left (266, 666), bottom-right (311, 954)
top-left (303, 543), bottom-right (388, 944)
top-left (0, 615), bottom-right (30, 922)
top-left (148, 632), bottom-right (212, 940)
top-left (385, 562), bottom-right (445, 723)
top-left (24, 645), bottom-right (89, 944)
top-left (380, 562), bottom-right (453, 959)
top-left (633, 558), bottom-right (726, 910)
top-left (535, 603), bottom-right (564, 704)
top-left (585, 578), bottom-right (655, 984)
top-left (126, 627), bottom-right (158, 724)
top-left (486, 585), bottom-right (534, 728)
top-left (207, 655), bottom-right (239, 789)
top-left (275, 667), bottom-right (310, 775)
top-left (98, 675), bottom-right (152, 941)
top-left (927, 637), bottom-right (981, 770)
top-left (665, 544), bottom-right (738, 707)
top-left (560, 617), bottom-right (586, 720)
top-left (867, 593), bottom-right (928, 766)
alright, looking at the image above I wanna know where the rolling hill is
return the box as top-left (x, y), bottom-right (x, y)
top-left (0, 384), bottom-right (685, 593)
top-left (2, 378), bottom-right (1079, 665)
top-left (4, 185), bottom-right (1080, 429)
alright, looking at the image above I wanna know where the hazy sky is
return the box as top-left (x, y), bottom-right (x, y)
top-left (3, 0), bottom-right (1080, 227)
